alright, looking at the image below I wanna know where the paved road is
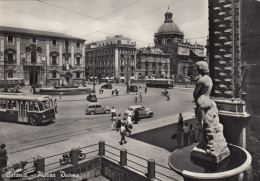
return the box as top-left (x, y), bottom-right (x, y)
top-left (0, 85), bottom-right (194, 156)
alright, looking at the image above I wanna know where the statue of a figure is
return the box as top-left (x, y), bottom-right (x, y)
top-left (192, 61), bottom-right (230, 163)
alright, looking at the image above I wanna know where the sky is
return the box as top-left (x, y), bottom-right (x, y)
top-left (0, 0), bottom-right (208, 47)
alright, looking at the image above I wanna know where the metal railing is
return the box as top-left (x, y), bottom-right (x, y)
top-left (2, 141), bottom-right (177, 181)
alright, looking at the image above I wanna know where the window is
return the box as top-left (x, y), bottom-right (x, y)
top-left (52, 56), bottom-right (57, 65)
top-left (76, 72), bottom-right (80, 78)
top-left (76, 57), bottom-right (80, 65)
top-left (8, 54), bottom-right (14, 63)
top-left (8, 71), bottom-right (13, 78)
top-left (76, 42), bottom-right (80, 48)
top-left (52, 72), bottom-right (57, 78)
top-left (8, 36), bottom-right (13, 43)
top-left (32, 38), bottom-right (37, 44)
top-left (52, 40), bottom-right (56, 46)
top-left (31, 52), bottom-right (37, 63)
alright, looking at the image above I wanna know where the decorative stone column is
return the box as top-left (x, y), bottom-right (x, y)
top-left (208, 0), bottom-right (250, 149)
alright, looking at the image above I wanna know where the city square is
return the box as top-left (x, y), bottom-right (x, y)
top-left (0, 0), bottom-right (260, 181)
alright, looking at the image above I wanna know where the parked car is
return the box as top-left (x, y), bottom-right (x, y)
top-left (85, 103), bottom-right (110, 115)
top-left (86, 93), bottom-right (97, 102)
top-left (124, 105), bottom-right (153, 119)
top-left (129, 85), bottom-right (138, 92)
top-left (101, 83), bottom-right (112, 89)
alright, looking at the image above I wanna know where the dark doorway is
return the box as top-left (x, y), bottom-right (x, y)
top-left (30, 72), bottom-right (38, 85)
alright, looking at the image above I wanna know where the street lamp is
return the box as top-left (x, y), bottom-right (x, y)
top-left (32, 51), bottom-right (36, 94)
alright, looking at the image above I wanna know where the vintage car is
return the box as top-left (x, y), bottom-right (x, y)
top-left (86, 93), bottom-right (97, 102)
top-left (129, 85), bottom-right (138, 92)
top-left (101, 83), bottom-right (112, 89)
top-left (124, 105), bottom-right (153, 119)
top-left (85, 103), bottom-right (110, 115)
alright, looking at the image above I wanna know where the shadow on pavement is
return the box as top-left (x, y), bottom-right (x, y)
top-left (129, 118), bottom-right (198, 152)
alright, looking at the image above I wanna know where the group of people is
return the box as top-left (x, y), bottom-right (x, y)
top-left (110, 107), bottom-right (140, 145)
top-left (135, 93), bottom-right (142, 103)
top-left (111, 88), bottom-right (119, 96)
top-left (173, 113), bottom-right (202, 148)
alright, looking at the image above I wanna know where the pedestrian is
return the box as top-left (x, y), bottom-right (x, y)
top-left (0, 143), bottom-right (8, 175)
top-left (135, 93), bottom-right (138, 103)
top-left (161, 89), bottom-right (164, 96)
top-left (133, 109), bottom-right (139, 124)
top-left (194, 123), bottom-right (202, 142)
top-left (175, 122), bottom-right (183, 148)
top-left (126, 115), bottom-right (132, 134)
top-left (60, 92), bottom-right (62, 99)
top-left (99, 88), bottom-right (102, 94)
top-left (111, 106), bottom-right (116, 119)
top-left (189, 124), bottom-right (195, 145)
top-left (139, 93), bottom-right (142, 102)
top-left (178, 113), bottom-right (183, 127)
top-left (111, 87), bottom-right (115, 96)
top-left (116, 114), bottom-right (122, 131)
top-left (144, 86), bottom-right (147, 93)
top-left (183, 122), bottom-right (189, 147)
top-left (54, 99), bottom-right (58, 113)
top-left (111, 114), bottom-right (117, 131)
top-left (119, 123), bottom-right (127, 145)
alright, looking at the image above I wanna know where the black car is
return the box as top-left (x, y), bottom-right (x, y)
top-left (86, 93), bottom-right (97, 102)
top-left (101, 83), bottom-right (112, 89)
top-left (129, 85), bottom-right (138, 92)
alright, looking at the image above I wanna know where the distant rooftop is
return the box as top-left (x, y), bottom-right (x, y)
top-left (0, 26), bottom-right (85, 41)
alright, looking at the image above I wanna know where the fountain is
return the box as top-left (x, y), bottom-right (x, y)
top-left (168, 61), bottom-right (252, 180)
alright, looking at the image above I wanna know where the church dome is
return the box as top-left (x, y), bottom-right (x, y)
top-left (157, 12), bottom-right (183, 35)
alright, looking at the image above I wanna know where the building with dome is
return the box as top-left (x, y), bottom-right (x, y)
top-left (154, 10), bottom-right (205, 81)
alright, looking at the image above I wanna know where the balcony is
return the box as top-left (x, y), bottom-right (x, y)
top-left (23, 62), bottom-right (45, 67)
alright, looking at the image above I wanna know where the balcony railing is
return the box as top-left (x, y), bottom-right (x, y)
top-left (23, 62), bottom-right (45, 66)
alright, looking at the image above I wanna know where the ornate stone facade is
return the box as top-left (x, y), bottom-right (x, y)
top-left (136, 47), bottom-right (170, 78)
top-left (0, 26), bottom-right (85, 87)
top-left (85, 35), bottom-right (136, 82)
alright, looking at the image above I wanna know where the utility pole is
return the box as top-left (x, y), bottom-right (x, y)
top-left (126, 53), bottom-right (130, 93)
top-left (93, 58), bottom-right (96, 93)
top-left (3, 53), bottom-right (8, 92)
top-left (32, 51), bottom-right (36, 94)
top-left (45, 59), bottom-right (48, 88)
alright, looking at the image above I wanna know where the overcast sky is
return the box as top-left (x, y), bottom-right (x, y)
top-left (0, 0), bottom-right (208, 47)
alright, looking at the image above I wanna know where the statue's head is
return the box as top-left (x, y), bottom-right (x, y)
top-left (196, 61), bottom-right (209, 75)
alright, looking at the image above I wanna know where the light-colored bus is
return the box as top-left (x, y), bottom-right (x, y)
top-left (146, 79), bottom-right (174, 88)
top-left (0, 94), bottom-right (57, 126)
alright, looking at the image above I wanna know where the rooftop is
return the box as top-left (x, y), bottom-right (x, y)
top-left (0, 26), bottom-right (85, 41)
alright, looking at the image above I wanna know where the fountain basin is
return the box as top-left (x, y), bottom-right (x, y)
top-left (38, 87), bottom-right (91, 95)
top-left (169, 144), bottom-right (251, 180)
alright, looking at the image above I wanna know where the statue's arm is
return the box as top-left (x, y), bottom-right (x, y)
top-left (193, 82), bottom-right (203, 101)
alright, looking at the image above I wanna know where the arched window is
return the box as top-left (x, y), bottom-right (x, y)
top-left (8, 71), bottom-right (13, 78)
top-left (167, 39), bottom-right (172, 45)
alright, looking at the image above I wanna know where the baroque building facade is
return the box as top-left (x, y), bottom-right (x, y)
top-left (0, 26), bottom-right (85, 87)
top-left (85, 35), bottom-right (136, 82)
top-left (154, 10), bottom-right (205, 80)
top-left (136, 47), bottom-right (170, 78)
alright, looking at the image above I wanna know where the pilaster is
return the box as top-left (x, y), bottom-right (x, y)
top-left (16, 38), bottom-right (20, 65)
top-left (46, 41), bottom-right (50, 66)
top-left (0, 36), bottom-right (4, 65)
top-left (59, 42), bottom-right (62, 66)
top-left (71, 43), bottom-right (74, 67)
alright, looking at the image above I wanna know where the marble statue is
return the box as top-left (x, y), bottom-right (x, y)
top-left (192, 61), bottom-right (230, 163)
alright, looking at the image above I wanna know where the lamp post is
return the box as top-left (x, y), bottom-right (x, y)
top-left (32, 51), bottom-right (36, 94)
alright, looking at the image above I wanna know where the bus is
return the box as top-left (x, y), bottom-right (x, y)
top-left (146, 79), bottom-right (174, 88)
top-left (0, 94), bottom-right (57, 126)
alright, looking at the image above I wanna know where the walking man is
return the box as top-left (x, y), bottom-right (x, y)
top-left (119, 123), bottom-right (127, 145)
top-left (144, 86), bottom-right (147, 93)
top-left (111, 107), bottom-right (116, 119)
top-left (0, 143), bottom-right (8, 175)
top-left (135, 93), bottom-right (138, 103)
top-left (183, 122), bottom-right (189, 146)
top-left (139, 93), bottom-right (142, 102)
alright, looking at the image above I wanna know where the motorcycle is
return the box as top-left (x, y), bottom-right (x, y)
top-left (60, 148), bottom-right (86, 165)
top-left (8, 155), bottom-right (40, 179)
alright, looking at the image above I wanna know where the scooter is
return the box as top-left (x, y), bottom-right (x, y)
top-left (8, 155), bottom-right (40, 179)
top-left (60, 148), bottom-right (86, 165)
